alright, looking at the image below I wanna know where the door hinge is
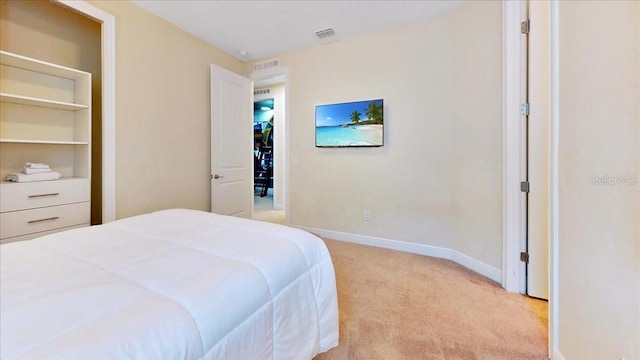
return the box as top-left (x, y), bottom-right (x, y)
top-left (520, 103), bottom-right (530, 116)
top-left (520, 252), bottom-right (530, 263)
top-left (521, 19), bottom-right (530, 34)
top-left (520, 181), bottom-right (530, 193)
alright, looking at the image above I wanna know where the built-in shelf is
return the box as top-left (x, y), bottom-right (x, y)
top-left (0, 50), bottom-right (91, 243)
top-left (0, 139), bottom-right (89, 145)
top-left (0, 51), bottom-right (89, 82)
top-left (0, 93), bottom-right (88, 111)
top-left (0, 176), bottom-right (85, 185)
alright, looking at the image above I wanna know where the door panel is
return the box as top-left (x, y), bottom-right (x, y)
top-left (210, 65), bottom-right (252, 218)
top-left (527, 0), bottom-right (550, 300)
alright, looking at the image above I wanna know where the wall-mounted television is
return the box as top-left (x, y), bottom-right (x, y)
top-left (315, 99), bottom-right (384, 147)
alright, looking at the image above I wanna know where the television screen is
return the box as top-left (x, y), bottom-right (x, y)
top-left (315, 99), bottom-right (384, 147)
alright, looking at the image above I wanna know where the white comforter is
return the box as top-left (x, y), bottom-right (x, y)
top-left (0, 209), bottom-right (339, 359)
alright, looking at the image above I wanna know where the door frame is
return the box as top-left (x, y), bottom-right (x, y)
top-left (248, 66), bottom-right (289, 224)
top-left (549, 1), bottom-right (560, 357)
top-left (55, 0), bottom-right (116, 223)
top-left (502, 0), bottom-right (528, 294)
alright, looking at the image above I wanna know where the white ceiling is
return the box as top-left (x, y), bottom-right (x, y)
top-left (130, 0), bottom-right (464, 63)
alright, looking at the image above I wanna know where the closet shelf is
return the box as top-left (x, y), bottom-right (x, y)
top-left (0, 176), bottom-right (86, 185)
top-left (0, 93), bottom-right (88, 111)
top-left (0, 138), bottom-right (89, 145)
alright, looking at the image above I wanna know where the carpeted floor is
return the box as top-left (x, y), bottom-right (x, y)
top-left (314, 239), bottom-right (548, 360)
top-left (253, 189), bottom-right (285, 224)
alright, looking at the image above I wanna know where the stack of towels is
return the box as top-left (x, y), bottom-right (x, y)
top-left (5, 162), bottom-right (62, 183)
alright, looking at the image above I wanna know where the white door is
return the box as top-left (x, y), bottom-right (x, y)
top-left (210, 64), bottom-right (253, 218)
top-left (526, 1), bottom-right (549, 300)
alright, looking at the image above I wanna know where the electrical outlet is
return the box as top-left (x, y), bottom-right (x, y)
top-left (363, 210), bottom-right (371, 221)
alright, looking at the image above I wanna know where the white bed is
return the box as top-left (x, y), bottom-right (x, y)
top-left (0, 209), bottom-right (339, 359)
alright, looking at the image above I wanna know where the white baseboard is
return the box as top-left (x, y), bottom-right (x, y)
top-left (296, 225), bottom-right (501, 283)
top-left (553, 350), bottom-right (566, 360)
top-left (450, 249), bottom-right (501, 283)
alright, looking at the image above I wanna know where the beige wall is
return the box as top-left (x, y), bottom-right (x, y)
top-left (448, 2), bottom-right (503, 269)
top-left (0, 0), bottom-right (102, 224)
top-left (274, 1), bottom-right (502, 269)
top-left (557, 1), bottom-right (640, 359)
top-left (89, 0), bottom-right (247, 219)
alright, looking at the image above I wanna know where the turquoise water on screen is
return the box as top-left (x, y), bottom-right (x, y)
top-left (316, 125), bottom-right (382, 147)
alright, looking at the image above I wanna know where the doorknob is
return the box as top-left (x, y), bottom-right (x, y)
top-left (213, 174), bottom-right (223, 179)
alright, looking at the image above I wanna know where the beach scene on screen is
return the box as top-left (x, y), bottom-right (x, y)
top-left (315, 99), bottom-right (383, 147)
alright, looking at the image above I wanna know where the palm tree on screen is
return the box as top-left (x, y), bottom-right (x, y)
top-left (365, 101), bottom-right (383, 124)
top-left (350, 110), bottom-right (361, 124)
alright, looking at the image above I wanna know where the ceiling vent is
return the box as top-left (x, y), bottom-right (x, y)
top-left (315, 28), bottom-right (335, 39)
top-left (254, 89), bottom-right (271, 96)
top-left (253, 59), bottom-right (279, 72)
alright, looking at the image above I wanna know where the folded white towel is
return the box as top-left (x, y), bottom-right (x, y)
top-left (22, 167), bottom-right (52, 175)
top-left (25, 162), bottom-right (50, 169)
top-left (6, 171), bottom-right (61, 183)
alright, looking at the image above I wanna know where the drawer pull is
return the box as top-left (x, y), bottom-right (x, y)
top-left (27, 216), bottom-right (60, 224)
top-left (28, 193), bottom-right (60, 199)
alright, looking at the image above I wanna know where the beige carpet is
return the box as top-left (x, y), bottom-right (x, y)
top-left (253, 191), bottom-right (285, 225)
top-left (314, 239), bottom-right (548, 360)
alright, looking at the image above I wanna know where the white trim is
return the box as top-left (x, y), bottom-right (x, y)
top-left (297, 226), bottom-right (502, 283)
top-left (450, 250), bottom-right (501, 283)
top-left (284, 73), bottom-right (289, 226)
top-left (248, 66), bottom-right (290, 224)
top-left (549, 0), bottom-right (560, 357)
top-left (54, 0), bottom-right (116, 223)
top-left (502, 0), bottom-right (527, 293)
top-left (554, 350), bottom-right (567, 360)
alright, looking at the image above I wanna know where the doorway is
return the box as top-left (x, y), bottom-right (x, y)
top-left (503, 0), bottom-right (552, 354)
top-left (252, 81), bottom-right (285, 224)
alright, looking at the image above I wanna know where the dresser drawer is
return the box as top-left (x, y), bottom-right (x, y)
top-left (0, 178), bottom-right (90, 212)
top-left (0, 202), bottom-right (90, 239)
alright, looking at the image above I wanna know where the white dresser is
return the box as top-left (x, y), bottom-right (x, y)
top-left (0, 51), bottom-right (91, 244)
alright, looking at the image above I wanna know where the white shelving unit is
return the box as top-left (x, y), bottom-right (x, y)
top-left (0, 50), bottom-right (91, 243)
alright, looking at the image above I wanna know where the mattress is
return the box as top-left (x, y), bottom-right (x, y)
top-left (0, 209), bottom-right (339, 359)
